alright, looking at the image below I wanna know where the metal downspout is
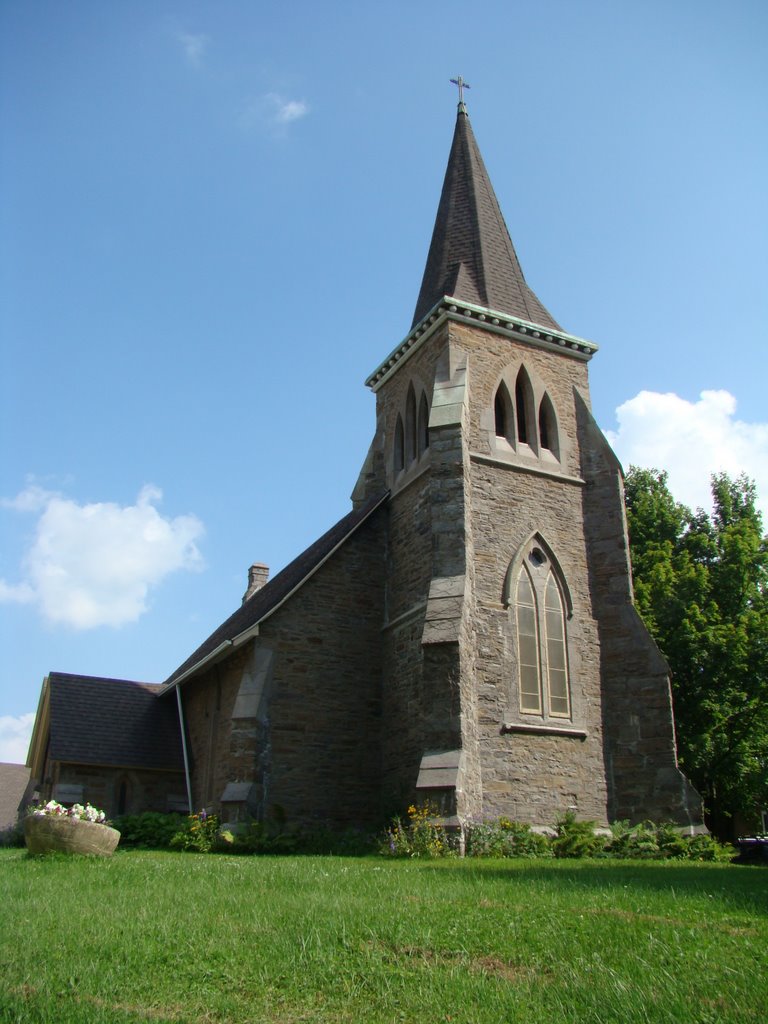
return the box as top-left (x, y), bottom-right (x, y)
top-left (175, 685), bottom-right (193, 813)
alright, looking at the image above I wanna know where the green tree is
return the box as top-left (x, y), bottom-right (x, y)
top-left (625, 468), bottom-right (768, 837)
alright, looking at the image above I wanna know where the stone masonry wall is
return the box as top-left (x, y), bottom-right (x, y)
top-left (461, 322), bottom-right (591, 480)
top-left (459, 322), bottom-right (610, 825)
top-left (576, 396), bottom-right (703, 826)
top-left (180, 647), bottom-right (249, 812)
top-left (469, 457), bottom-right (610, 824)
top-left (377, 330), bottom-right (442, 813)
top-left (52, 763), bottom-right (187, 817)
top-left (181, 508), bottom-right (386, 828)
top-left (261, 508), bottom-right (385, 826)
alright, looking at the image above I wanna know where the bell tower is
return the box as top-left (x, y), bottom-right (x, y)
top-left (356, 90), bottom-right (702, 829)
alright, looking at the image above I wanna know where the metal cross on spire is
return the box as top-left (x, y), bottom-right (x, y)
top-left (450, 76), bottom-right (471, 107)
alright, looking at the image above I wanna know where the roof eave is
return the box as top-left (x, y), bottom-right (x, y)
top-left (365, 297), bottom-right (598, 393)
top-left (27, 676), bottom-right (51, 777)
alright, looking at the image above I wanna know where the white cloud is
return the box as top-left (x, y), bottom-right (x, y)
top-left (0, 713), bottom-right (35, 764)
top-left (0, 485), bottom-right (205, 629)
top-left (241, 93), bottom-right (310, 131)
top-left (605, 389), bottom-right (768, 521)
top-left (177, 31), bottom-right (208, 67)
top-left (1, 484), bottom-right (52, 513)
top-left (270, 95), bottom-right (309, 124)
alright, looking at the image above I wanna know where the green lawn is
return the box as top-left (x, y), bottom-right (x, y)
top-left (1, 849), bottom-right (765, 1023)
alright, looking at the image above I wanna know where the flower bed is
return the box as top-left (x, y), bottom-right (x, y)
top-left (25, 801), bottom-right (120, 856)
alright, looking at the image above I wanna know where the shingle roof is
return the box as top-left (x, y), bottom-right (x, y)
top-left (412, 105), bottom-right (560, 331)
top-left (48, 673), bottom-right (184, 771)
top-left (0, 762), bottom-right (32, 828)
top-left (164, 491), bottom-right (389, 687)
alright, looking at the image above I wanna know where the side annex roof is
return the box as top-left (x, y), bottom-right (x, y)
top-left (47, 673), bottom-right (184, 771)
top-left (162, 490), bottom-right (389, 690)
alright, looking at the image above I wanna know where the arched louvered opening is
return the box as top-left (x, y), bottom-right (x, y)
top-left (394, 414), bottom-right (405, 473)
top-left (538, 392), bottom-right (559, 459)
top-left (494, 382), bottom-right (513, 441)
top-left (515, 367), bottom-right (534, 448)
top-left (418, 392), bottom-right (430, 457)
top-left (405, 385), bottom-right (417, 465)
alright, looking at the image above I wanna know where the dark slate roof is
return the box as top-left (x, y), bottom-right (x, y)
top-left (48, 673), bottom-right (184, 771)
top-left (0, 762), bottom-right (32, 828)
top-left (164, 491), bottom-right (389, 688)
top-left (412, 104), bottom-right (561, 331)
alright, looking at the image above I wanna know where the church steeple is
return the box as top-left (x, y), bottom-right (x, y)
top-left (412, 97), bottom-right (560, 331)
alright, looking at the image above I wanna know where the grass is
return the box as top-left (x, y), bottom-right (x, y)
top-left (0, 849), bottom-right (765, 1023)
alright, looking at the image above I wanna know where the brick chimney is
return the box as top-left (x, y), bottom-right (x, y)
top-left (242, 563), bottom-right (269, 603)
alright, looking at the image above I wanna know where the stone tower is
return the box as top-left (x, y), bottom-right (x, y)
top-left (354, 96), bottom-right (701, 829)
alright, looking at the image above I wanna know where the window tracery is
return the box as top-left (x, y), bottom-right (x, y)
top-left (509, 539), bottom-right (572, 720)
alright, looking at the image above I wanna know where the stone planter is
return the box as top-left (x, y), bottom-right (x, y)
top-left (24, 814), bottom-right (121, 857)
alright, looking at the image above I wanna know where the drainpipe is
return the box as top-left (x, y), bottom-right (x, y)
top-left (175, 685), bottom-right (193, 814)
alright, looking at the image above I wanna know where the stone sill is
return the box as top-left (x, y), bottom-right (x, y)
top-left (502, 722), bottom-right (588, 740)
top-left (470, 451), bottom-right (585, 486)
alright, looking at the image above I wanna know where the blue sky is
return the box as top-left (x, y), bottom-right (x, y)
top-left (2, 0), bottom-right (766, 761)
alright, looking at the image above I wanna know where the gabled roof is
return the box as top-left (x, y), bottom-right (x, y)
top-left (412, 103), bottom-right (560, 332)
top-left (164, 490), bottom-right (389, 688)
top-left (0, 762), bottom-right (32, 828)
top-left (47, 673), bottom-right (184, 771)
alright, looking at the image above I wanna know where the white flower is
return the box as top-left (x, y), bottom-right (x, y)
top-left (28, 798), bottom-right (108, 823)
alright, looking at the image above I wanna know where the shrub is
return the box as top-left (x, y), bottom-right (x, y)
top-left (655, 821), bottom-right (692, 859)
top-left (293, 825), bottom-right (375, 856)
top-left (465, 818), bottom-right (552, 858)
top-left (170, 810), bottom-right (221, 853)
top-left (381, 803), bottom-right (454, 858)
top-left (228, 820), bottom-right (299, 855)
top-left (112, 812), bottom-right (184, 849)
top-left (685, 832), bottom-right (735, 862)
top-left (606, 820), bottom-right (734, 862)
top-left (607, 820), bottom-right (662, 859)
top-left (551, 811), bottom-right (605, 858)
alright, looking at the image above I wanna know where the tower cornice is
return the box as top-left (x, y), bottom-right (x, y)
top-left (365, 297), bottom-right (597, 392)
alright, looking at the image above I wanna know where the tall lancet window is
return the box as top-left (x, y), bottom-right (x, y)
top-left (516, 567), bottom-right (542, 713)
top-left (512, 542), bottom-right (571, 719)
top-left (544, 574), bottom-right (570, 716)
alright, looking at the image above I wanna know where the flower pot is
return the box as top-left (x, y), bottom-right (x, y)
top-left (24, 814), bottom-right (121, 856)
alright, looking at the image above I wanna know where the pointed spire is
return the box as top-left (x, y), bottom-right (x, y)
top-left (412, 99), bottom-right (560, 331)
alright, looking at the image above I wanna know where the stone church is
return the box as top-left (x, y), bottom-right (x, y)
top-left (26, 97), bottom-right (703, 833)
